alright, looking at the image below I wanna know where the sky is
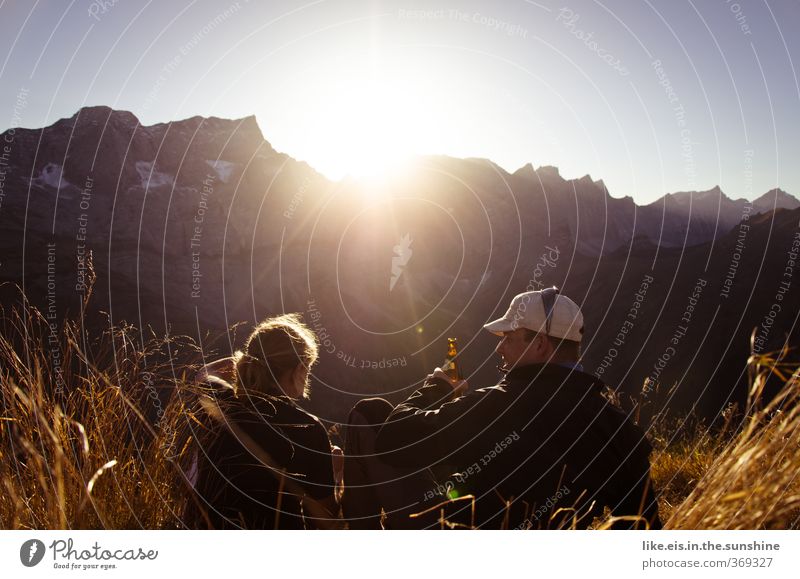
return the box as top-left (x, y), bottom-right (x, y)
top-left (0, 0), bottom-right (798, 204)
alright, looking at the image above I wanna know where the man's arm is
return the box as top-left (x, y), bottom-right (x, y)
top-left (374, 376), bottom-right (483, 469)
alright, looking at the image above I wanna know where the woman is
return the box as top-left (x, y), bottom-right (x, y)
top-left (184, 314), bottom-right (340, 529)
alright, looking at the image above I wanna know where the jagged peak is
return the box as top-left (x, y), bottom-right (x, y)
top-left (53, 107), bottom-right (269, 147)
top-left (71, 105), bottom-right (140, 127)
top-left (661, 184), bottom-right (727, 205)
top-left (754, 187), bottom-right (794, 201)
top-left (513, 162), bottom-right (535, 177)
top-left (753, 187), bottom-right (799, 210)
top-left (154, 112), bottom-right (263, 134)
top-left (691, 184), bottom-right (723, 198)
top-left (534, 165), bottom-right (562, 180)
top-left (237, 113), bottom-right (262, 134)
top-left (208, 113), bottom-right (263, 135)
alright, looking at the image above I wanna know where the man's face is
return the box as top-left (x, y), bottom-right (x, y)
top-left (495, 328), bottom-right (547, 370)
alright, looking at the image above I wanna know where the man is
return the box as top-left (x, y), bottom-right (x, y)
top-left (372, 287), bottom-right (662, 529)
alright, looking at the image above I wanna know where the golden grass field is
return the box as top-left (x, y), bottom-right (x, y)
top-left (1, 292), bottom-right (798, 530)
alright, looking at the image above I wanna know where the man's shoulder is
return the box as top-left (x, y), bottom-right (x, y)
top-left (459, 364), bottom-right (601, 402)
top-left (506, 363), bottom-right (605, 392)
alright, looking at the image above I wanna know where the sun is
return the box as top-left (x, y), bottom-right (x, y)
top-left (301, 77), bottom-right (420, 181)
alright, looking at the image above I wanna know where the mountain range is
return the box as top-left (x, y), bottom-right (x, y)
top-left (1, 106), bottom-right (797, 423)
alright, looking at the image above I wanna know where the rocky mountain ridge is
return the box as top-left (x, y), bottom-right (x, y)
top-left (1, 106), bottom-right (797, 422)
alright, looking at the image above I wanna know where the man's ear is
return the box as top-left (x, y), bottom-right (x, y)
top-left (532, 333), bottom-right (551, 355)
top-left (541, 334), bottom-right (557, 356)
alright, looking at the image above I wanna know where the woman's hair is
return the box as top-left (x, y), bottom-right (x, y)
top-left (233, 313), bottom-right (319, 398)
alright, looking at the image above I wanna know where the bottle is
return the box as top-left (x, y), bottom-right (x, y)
top-left (444, 337), bottom-right (462, 381)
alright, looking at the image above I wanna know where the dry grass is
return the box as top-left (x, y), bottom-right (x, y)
top-left (0, 288), bottom-right (202, 529)
top-left (1, 288), bottom-right (798, 529)
top-left (648, 416), bottom-right (728, 524)
top-left (662, 346), bottom-right (800, 529)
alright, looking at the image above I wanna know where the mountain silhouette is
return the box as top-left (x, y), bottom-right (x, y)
top-left (1, 107), bottom-right (797, 422)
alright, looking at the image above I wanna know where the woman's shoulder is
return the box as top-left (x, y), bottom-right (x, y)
top-left (267, 397), bottom-right (325, 427)
top-left (265, 399), bottom-right (330, 444)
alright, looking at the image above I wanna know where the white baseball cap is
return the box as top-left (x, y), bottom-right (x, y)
top-left (483, 288), bottom-right (584, 342)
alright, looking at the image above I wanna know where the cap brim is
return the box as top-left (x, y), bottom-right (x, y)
top-left (483, 318), bottom-right (513, 336)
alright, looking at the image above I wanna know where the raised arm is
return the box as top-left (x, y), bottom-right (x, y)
top-left (375, 371), bottom-right (482, 469)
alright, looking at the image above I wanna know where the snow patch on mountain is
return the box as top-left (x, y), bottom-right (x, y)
top-left (31, 163), bottom-right (71, 191)
top-left (205, 160), bottom-right (236, 183)
top-left (136, 161), bottom-right (174, 188)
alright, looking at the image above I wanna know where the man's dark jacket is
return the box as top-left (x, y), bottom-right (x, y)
top-left (375, 363), bottom-right (661, 529)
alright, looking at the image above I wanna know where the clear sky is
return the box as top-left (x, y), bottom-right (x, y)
top-left (0, 0), bottom-right (798, 203)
